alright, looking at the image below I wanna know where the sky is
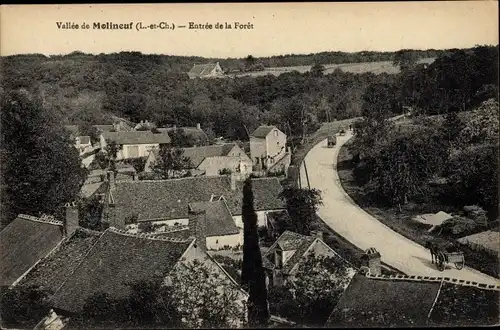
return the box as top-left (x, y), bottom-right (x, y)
top-left (1, 2), bottom-right (498, 58)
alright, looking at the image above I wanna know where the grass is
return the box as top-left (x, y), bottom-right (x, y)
top-left (233, 58), bottom-right (436, 77)
top-left (337, 139), bottom-right (500, 279)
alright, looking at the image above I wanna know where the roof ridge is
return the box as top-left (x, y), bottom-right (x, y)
top-left (76, 227), bottom-right (105, 236)
top-left (108, 227), bottom-right (194, 243)
top-left (364, 273), bottom-right (500, 291)
top-left (149, 225), bottom-right (190, 235)
top-left (121, 176), bottom-right (226, 184)
top-left (18, 214), bottom-right (63, 227)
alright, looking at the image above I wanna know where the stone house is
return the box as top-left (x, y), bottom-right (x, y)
top-left (250, 125), bottom-right (290, 173)
top-left (144, 143), bottom-right (252, 176)
top-left (262, 230), bottom-right (355, 287)
top-left (187, 62), bottom-right (225, 79)
top-left (100, 130), bottom-right (171, 160)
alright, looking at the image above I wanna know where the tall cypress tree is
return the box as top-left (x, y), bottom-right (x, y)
top-left (241, 178), bottom-right (269, 326)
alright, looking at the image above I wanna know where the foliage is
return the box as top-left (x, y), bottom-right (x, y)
top-left (393, 49), bottom-right (419, 71)
top-left (170, 259), bottom-right (247, 328)
top-left (104, 140), bottom-right (122, 172)
top-left (77, 279), bottom-right (181, 328)
top-left (310, 63), bottom-right (325, 77)
top-left (0, 90), bottom-right (87, 228)
top-left (219, 167), bottom-right (232, 175)
top-left (279, 187), bottom-right (323, 235)
top-left (169, 128), bottom-right (199, 147)
top-left (152, 145), bottom-right (192, 179)
top-left (268, 255), bottom-right (352, 326)
top-left (241, 178), bottom-right (270, 325)
top-left (0, 285), bottom-right (51, 328)
top-left (79, 195), bottom-right (107, 231)
top-left (123, 157), bottom-right (147, 173)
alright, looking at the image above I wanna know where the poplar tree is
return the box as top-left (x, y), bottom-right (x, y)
top-left (241, 178), bottom-right (269, 326)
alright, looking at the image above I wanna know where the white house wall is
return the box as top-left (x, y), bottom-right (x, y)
top-left (249, 137), bottom-right (267, 165)
top-left (232, 210), bottom-right (284, 229)
top-left (266, 128), bottom-right (287, 165)
top-left (119, 144), bottom-right (159, 160)
top-left (206, 232), bottom-right (243, 250)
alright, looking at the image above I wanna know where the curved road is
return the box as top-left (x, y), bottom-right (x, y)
top-left (300, 131), bottom-right (500, 286)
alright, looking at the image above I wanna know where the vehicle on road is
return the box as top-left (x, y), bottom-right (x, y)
top-left (425, 238), bottom-right (465, 271)
top-left (327, 135), bottom-right (337, 148)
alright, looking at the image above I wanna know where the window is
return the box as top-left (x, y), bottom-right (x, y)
top-left (274, 130), bottom-right (278, 137)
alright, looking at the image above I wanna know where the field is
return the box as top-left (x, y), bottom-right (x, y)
top-left (234, 58), bottom-right (436, 77)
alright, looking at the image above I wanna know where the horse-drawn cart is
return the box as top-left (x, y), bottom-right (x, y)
top-left (425, 237), bottom-right (465, 272)
top-left (327, 135), bottom-right (337, 148)
top-left (436, 251), bottom-right (465, 271)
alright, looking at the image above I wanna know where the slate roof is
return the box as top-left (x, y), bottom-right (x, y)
top-left (79, 182), bottom-right (106, 199)
top-left (0, 215), bottom-right (65, 287)
top-left (263, 231), bottom-right (315, 273)
top-left (19, 228), bottom-right (104, 293)
top-left (49, 229), bottom-right (193, 313)
top-left (251, 125), bottom-right (278, 139)
top-left (188, 200), bottom-right (240, 237)
top-left (106, 176), bottom-right (284, 227)
top-left (102, 131), bottom-right (171, 145)
top-left (188, 63), bottom-right (220, 78)
top-left (325, 274), bottom-right (441, 327)
top-left (198, 156), bottom-right (244, 172)
top-left (182, 144), bottom-right (237, 168)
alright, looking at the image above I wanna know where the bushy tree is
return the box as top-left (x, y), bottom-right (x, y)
top-left (279, 187), bottom-right (323, 235)
top-left (0, 90), bottom-right (87, 227)
top-left (152, 145), bottom-right (192, 179)
top-left (0, 285), bottom-right (51, 328)
top-left (241, 178), bottom-right (269, 326)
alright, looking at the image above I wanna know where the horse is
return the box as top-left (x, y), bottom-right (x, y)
top-left (424, 240), bottom-right (441, 264)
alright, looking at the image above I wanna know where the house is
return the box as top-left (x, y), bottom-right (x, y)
top-left (156, 123), bottom-right (209, 146)
top-left (92, 120), bottom-right (134, 134)
top-left (0, 204), bottom-right (80, 288)
top-left (64, 126), bottom-right (93, 155)
top-left (187, 62), bottom-right (225, 79)
top-left (262, 230), bottom-right (356, 287)
top-left (144, 143), bottom-right (253, 176)
top-left (14, 224), bottom-right (248, 327)
top-left (325, 272), bottom-right (500, 327)
top-left (250, 125), bottom-right (290, 173)
top-left (100, 130), bottom-right (171, 160)
top-left (102, 175), bottom-right (285, 231)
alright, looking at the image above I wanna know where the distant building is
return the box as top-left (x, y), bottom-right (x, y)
top-left (156, 123), bottom-right (209, 146)
top-left (144, 143), bottom-right (252, 176)
top-left (262, 230), bottom-right (355, 287)
top-left (100, 130), bottom-right (171, 159)
top-left (250, 125), bottom-right (290, 174)
top-left (187, 62), bottom-right (225, 79)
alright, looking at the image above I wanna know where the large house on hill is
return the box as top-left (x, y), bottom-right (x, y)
top-left (188, 62), bottom-right (226, 79)
top-left (144, 143), bottom-right (252, 176)
top-left (250, 125), bottom-right (291, 174)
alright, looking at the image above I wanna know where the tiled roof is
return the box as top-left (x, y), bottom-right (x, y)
top-left (181, 144), bottom-right (237, 168)
top-left (325, 274), bottom-right (441, 327)
top-left (0, 215), bottom-right (64, 286)
top-left (50, 229), bottom-right (193, 313)
top-left (251, 125), bottom-right (278, 138)
top-left (19, 228), bottom-right (103, 293)
top-left (107, 176), bottom-right (235, 226)
top-left (106, 176), bottom-right (284, 227)
top-left (188, 200), bottom-right (240, 237)
top-left (224, 178), bottom-right (286, 215)
top-left (198, 156), bottom-right (243, 172)
top-left (79, 182), bottom-right (105, 199)
top-left (92, 124), bottom-right (114, 132)
top-left (263, 231), bottom-right (315, 273)
top-left (103, 131), bottom-right (171, 145)
top-left (157, 127), bottom-right (209, 143)
top-left (188, 63), bottom-right (219, 77)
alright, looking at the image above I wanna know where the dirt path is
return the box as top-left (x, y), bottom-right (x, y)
top-left (300, 131), bottom-right (500, 286)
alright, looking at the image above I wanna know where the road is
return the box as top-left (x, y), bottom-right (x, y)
top-left (300, 130), bottom-right (500, 286)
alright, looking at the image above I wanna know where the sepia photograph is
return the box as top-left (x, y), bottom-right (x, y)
top-left (0, 2), bottom-right (499, 329)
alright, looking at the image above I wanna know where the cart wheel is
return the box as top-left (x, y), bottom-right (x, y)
top-left (437, 252), bottom-right (446, 271)
top-left (455, 261), bottom-right (464, 270)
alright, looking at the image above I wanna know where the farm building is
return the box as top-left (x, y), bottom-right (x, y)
top-left (250, 125), bottom-right (290, 174)
top-left (187, 62), bottom-right (226, 79)
top-left (100, 130), bottom-right (171, 159)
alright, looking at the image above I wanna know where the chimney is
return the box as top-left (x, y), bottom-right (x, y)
top-left (113, 122), bottom-right (119, 132)
top-left (362, 247), bottom-right (381, 276)
top-left (189, 208), bottom-right (207, 252)
top-left (173, 124), bottom-right (177, 129)
top-left (196, 123), bottom-right (201, 130)
top-left (230, 172), bottom-right (238, 191)
top-left (64, 201), bottom-right (79, 237)
top-left (132, 172), bottom-right (136, 181)
top-left (310, 230), bottom-right (323, 241)
top-left (107, 171), bottom-right (116, 191)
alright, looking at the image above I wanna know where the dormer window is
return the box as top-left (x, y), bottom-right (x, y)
top-left (274, 130), bottom-right (278, 137)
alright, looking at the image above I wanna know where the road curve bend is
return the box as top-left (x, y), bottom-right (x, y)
top-left (299, 131), bottom-right (500, 286)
